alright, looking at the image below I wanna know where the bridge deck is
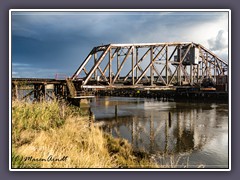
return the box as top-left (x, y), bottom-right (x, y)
top-left (12, 78), bottom-right (65, 84)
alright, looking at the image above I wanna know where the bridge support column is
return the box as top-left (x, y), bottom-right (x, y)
top-left (54, 84), bottom-right (59, 98)
top-left (54, 84), bottom-right (67, 99)
top-left (33, 84), bottom-right (45, 101)
top-left (12, 83), bottom-right (19, 100)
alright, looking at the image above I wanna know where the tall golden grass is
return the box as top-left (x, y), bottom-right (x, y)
top-left (12, 100), bottom-right (158, 168)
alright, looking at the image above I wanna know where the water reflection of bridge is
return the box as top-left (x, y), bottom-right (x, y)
top-left (99, 104), bottom-right (219, 155)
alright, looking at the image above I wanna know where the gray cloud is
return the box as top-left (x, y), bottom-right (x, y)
top-left (208, 30), bottom-right (228, 51)
top-left (12, 12), bottom-right (223, 43)
top-left (207, 30), bottom-right (228, 61)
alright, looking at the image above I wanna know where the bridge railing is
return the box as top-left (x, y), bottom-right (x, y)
top-left (55, 73), bottom-right (69, 80)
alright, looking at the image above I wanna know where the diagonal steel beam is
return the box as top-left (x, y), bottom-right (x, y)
top-left (152, 64), bottom-right (166, 85)
top-left (181, 65), bottom-right (191, 84)
top-left (215, 55), bottom-right (223, 75)
top-left (137, 65), bottom-right (150, 82)
top-left (103, 47), bottom-right (120, 75)
top-left (168, 44), bottom-right (192, 85)
top-left (199, 48), bottom-right (212, 81)
top-left (71, 48), bottom-right (94, 80)
top-left (83, 67), bottom-right (88, 75)
top-left (199, 44), bottom-right (228, 66)
top-left (157, 46), bottom-right (177, 74)
top-left (112, 46), bottom-right (133, 84)
top-left (83, 45), bottom-right (111, 85)
top-left (123, 47), bottom-right (151, 81)
top-left (97, 66), bottom-right (109, 83)
top-left (135, 45), bottom-right (166, 85)
top-left (71, 42), bottom-right (227, 88)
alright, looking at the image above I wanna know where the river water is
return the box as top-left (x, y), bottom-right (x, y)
top-left (90, 96), bottom-right (229, 169)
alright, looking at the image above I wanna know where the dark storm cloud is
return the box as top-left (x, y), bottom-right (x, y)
top-left (12, 11), bottom-right (223, 43)
top-left (11, 11), bottom-right (228, 78)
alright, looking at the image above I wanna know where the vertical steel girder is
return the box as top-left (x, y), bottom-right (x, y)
top-left (112, 46), bottom-right (133, 84)
top-left (72, 42), bottom-right (228, 87)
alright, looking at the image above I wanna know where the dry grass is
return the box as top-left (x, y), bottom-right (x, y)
top-left (12, 100), bottom-right (157, 168)
top-left (15, 117), bottom-right (114, 168)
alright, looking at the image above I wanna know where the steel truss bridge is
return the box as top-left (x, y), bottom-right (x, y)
top-left (71, 42), bottom-right (228, 90)
top-left (12, 42), bottom-right (229, 101)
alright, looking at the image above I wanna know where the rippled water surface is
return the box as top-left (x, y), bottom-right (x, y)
top-left (90, 97), bottom-right (229, 168)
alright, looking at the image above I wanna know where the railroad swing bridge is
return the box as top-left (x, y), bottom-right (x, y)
top-left (12, 42), bottom-right (229, 102)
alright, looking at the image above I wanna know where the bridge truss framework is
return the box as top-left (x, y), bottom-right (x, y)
top-left (72, 42), bottom-right (228, 89)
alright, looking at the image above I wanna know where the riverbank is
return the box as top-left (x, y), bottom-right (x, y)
top-left (11, 100), bottom-right (158, 168)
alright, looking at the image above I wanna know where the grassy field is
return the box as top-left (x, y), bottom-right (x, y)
top-left (12, 100), bottom-right (158, 168)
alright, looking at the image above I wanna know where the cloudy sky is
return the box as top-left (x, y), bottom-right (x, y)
top-left (11, 10), bottom-right (229, 78)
